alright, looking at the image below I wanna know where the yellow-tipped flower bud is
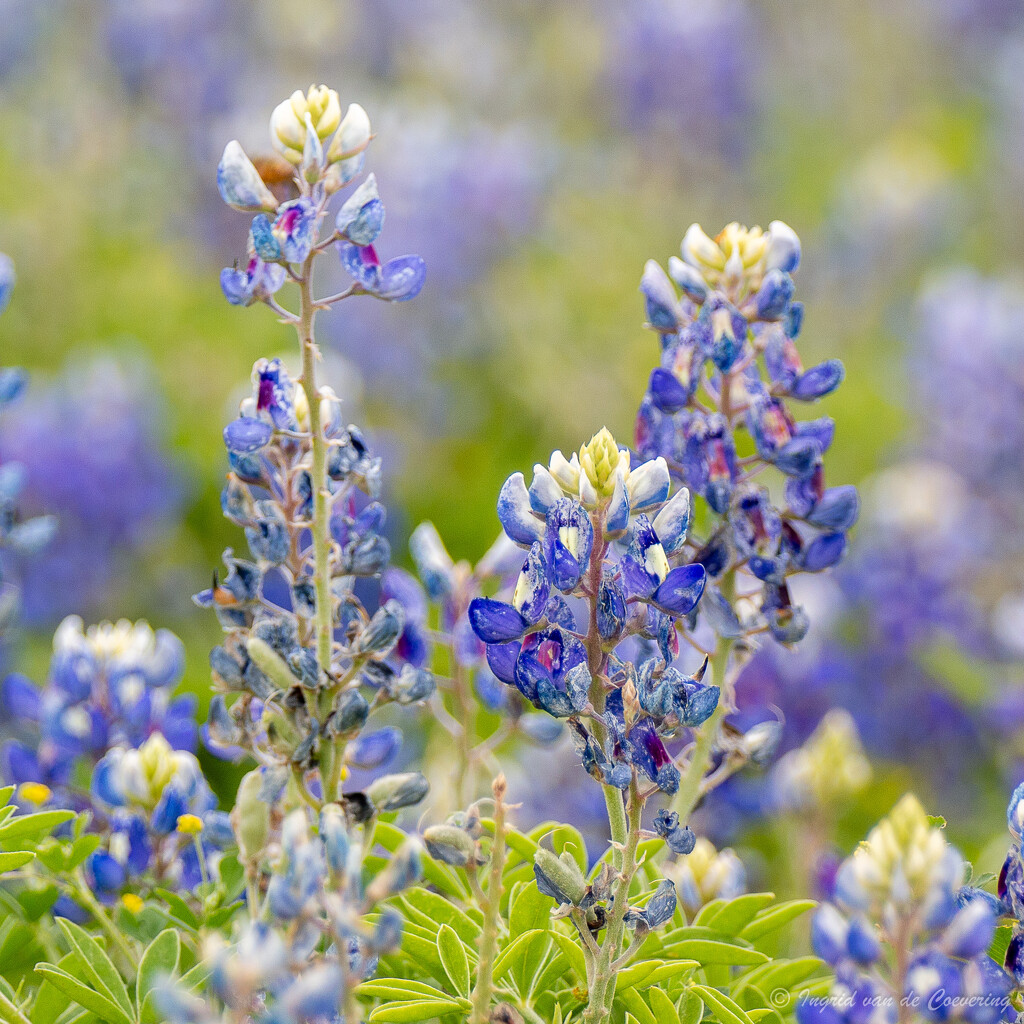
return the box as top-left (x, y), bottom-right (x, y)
top-left (579, 428), bottom-right (629, 501)
top-left (270, 85), bottom-right (342, 165)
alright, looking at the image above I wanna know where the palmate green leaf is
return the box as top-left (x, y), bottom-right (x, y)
top-left (0, 811), bottom-right (75, 847)
top-left (0, 853), bottom-right (33, 873)
top-left (136, 929), bottom-right (180, 1008)
top-left (492, 928), bottom-right (548, 985)
top-left (435, 924), bottom-right (470, 999)
top-left (357, 979), bottom-right (455, 1002)
top-left (32, 968), bottom-right (132, 1024)
top-left (548, 930), bottom-right (587, 985)
top-left (664, 939), bottom-right (769, 966)
top-left (368, 997), bottom-right (469, 1022)
top-left (396, 887), bottom-right (481, 943)
top-left (739, 901), bottom-right (816, 944)
top-left (705, 894), bottom-right (777, 936)
top-left (692, 984), bottom-right (756, 1024)
top-left (55, 919), bottom-right (133, 1019)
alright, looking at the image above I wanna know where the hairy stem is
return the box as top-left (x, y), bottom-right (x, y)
top-left (469, 777), bottom-right (509, 1024)
top-left (70, 869), bottom-right (137, 970)
top-left (583, 779), bottom-right (645, 1024)
top-left (296, 255), bottom-right (342, 802)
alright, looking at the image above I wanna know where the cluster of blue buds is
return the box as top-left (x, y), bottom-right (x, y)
top-left (0, 615), bottom-right (193, 791)
top-left (801, 795), bottom-right (1012, 1024)
top-left (204, 86), bottom-right (431, 816)
top-left (157, 788), bottom-right (423, 1024)
top-left (86, 732), bottom-right (231, 902)
top-left (636, 222), bottom-right (857, 648)
top-left (468, 426), bottom-right (716, 796)
top-left (217, 86), bottom-right (424, 307)
top-left (197, 356), bottom-right (433, 800)
top-left (0, 253), bottom-right (56, 639)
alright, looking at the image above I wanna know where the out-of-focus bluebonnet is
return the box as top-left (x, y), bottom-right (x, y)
top-left (997, 782), bottom-right (1024, 984)
top-left (664, 836), bottom-right (746, 915)
top-left (157, 798), bottom-right (423, 1024)
top-left (1, 614), bottom-right (193, 791)
top-left (799, 795), bottom-right (1012, 1024)
top-left (0, 353), bottom-right (183, 624)
top-left (86, 732), bottom-right (230, 900)
top-left (602, 0), bottom-right (759, 162)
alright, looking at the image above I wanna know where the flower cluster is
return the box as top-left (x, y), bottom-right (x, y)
top-left (802, 796), bottom-right (1012, 1024)
top-left (468, 425), bottom-right (715, 795)
top-left (0, 615), bottom-right (193, 791)
top-left (636, 221), bottom-right (857, 651)
top-left (86, 732), bottom-right (230, 902)
top-left (201, 86), bottom-right (431, 813)
top-left (998, 784), bottom-right (1024, 983)
top-left (157, 783), bottom-right (423, 1024)
top-left (665, 836), bottom-right (747, 914)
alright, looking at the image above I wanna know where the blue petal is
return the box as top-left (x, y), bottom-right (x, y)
top-left (378, 255), bottom-right (426, 301)
top-left (793, 360), bottom-right (844, 400)
top-left (653, 563), bottom-right (706, 615)
top-left (224, 416), bottom-right (273, 454)
top-left (468, 598), bottom-right (528, 644)
top-left (497, 472), bottom-right (545, 545)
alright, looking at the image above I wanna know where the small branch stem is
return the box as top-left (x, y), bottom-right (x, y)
top-left (468, 777), bottom-right (509, 1024)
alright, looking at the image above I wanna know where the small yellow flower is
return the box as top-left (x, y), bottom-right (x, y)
top-left (176, 813), bottom-right (204, 835)
top-left (121, 893), bottom-right (144, 914)
top-left (18, 782), bottom-right (51, 805)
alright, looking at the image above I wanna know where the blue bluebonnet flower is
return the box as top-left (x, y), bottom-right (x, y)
top-left (996, 782), bottom-right (1024, 985)
top-left (206, 91), bottom-right (432, 820)
top-left (0, 353), bottom-right (182, 624)
top-left (800, 796), bottom-right (1012, 1024)
top-left (469, 426), bottom-right (712, 795)
top-left (1, 615), bottom-right (194, 791)
top-left (156, 800), bottom-right (422, 1024)
top-left (86, 733), bottom-right (229, 900)
top-left (635, 221), bottom-right (856, 654)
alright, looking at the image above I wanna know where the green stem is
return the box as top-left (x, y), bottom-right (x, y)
top-left (469, 777), bottom-right (509, 1024)
top-left (70, 870), bottom-right (137, 969)
top-left (583, 779), bottom-right (645, 1024)
top-left (297, 256), bottom-right (343, 803)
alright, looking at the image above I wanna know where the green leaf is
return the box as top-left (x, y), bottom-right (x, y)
top-left (508, 881), bottom-right (551, 938)
top-left (927, 815), bottom-right (946, 829)
top-left (66, 835), bottom-right (102, 872)
top-left (0, 811), bottom-right (75, 846)
top-left (0, 988), bottom-right (32, 1024)
top-left (706, 894), bottom-right (777, 936)
top-left (152, 889), bottom-right (199, 931)
top-left (356, 979), bottom-right (455, 1001)
top-left (617, 960), bottom-right (664, 992)
top-left (368, 998), bottom-right (468, 1022)
top-left (744, 957), bottom-right (825, 995)
top-left (436, 924), bottom-right (470, 998)
top-left (549, 930), bottom-right (587, 984)
top-left (549, 825), bottom-right (587, 874)
top-left (56, 918), bottom-right (134, 1017)
top-left (492, 928), bottom-right (547, 984)
top-left (679, 989), bottom-right (704, 1024)
top-left (398, 887), bottom-right (481, 943)
top-left (617, 988), bottom-right (658, 1024)
top-left (693, 899), bottom-right (728, 925)
top-left (33, 967), bottom-right (132, 1024)
top-left (0, 786), bottom-right (15, 807)
top-left (649, 988), bottom-right (682, 1024)
top-left (740, 901), bottom-right (817, 943)
top-left (692, 985), bottom-right (755, 1024)
top-left (137, 930), bottom-right (180, 1007)
top-left (374, 822), bottom-right (464, 897)
top-left (0, 852), bottom-right (33, 873)
top-left (665, 940), bottom-right (769, 966)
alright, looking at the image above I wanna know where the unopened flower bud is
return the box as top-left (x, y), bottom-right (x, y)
top-left (232, 769), bottom-right (270, 863)
top-left (367, 772), bottom-right (430, 813)
top-left (217, 141), bottom-right (278, 212)
top-left (271, 86), bottom-right (341, 166)
top-left (328, 103), bottom-right (371, 163)
top-left (423, 824), bottom-right (478, 867)
top-left (533, 847), bottom-right (586, 906)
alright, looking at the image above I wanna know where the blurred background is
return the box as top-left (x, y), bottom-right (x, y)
top-left (1, 0), bottom-right (1023, 892)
